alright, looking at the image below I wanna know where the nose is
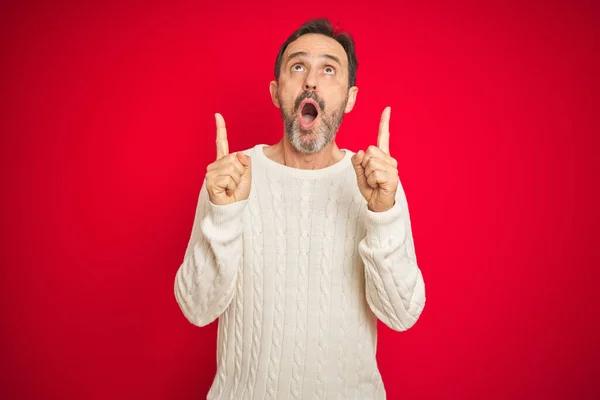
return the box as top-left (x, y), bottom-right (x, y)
top-left (303, 68), bottom-right (318, 91)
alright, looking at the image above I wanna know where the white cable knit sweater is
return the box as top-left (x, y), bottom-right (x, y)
top-left (174, 144), bottom-right (426, 399)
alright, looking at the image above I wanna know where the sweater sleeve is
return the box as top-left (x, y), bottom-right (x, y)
top-left (358, 177), bottom-right (426, 331)
top-left (174, 179), bottom-right (247, 327)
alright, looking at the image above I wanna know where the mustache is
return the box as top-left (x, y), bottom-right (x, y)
top-left (293, 91), bottom-right (326, 113)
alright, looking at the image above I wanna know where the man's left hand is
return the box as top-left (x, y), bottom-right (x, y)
top-left (351, 106), bottom-right (399, 213)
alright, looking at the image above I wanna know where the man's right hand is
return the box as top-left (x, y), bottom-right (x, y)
top-left (206, 113), bottom-right (252, 205)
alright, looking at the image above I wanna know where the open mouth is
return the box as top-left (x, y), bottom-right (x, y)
top-left (299, 100), bottom-right (319, 129)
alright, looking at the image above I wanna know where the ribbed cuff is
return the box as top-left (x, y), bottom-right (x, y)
top-left (201, 199), bottom-right (248, 244)
top-left (363, 201), bottom-right (405, 247)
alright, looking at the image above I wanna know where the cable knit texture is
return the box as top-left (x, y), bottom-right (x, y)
top-left (174, 144), bottom-right (426, 399)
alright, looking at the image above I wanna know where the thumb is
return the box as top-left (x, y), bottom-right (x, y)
top-left (236, 152), bottom-right (252, 181)
top-left (351, 150), bottom-right (365, 175)
top-left (236, 152), bottom-right (251, 167)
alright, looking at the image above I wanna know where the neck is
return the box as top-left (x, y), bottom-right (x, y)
top-left (264, 136), bottom-right (345, 170)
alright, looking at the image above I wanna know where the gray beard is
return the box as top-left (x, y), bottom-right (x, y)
top-left (278, 92), bottom-right (348, 154)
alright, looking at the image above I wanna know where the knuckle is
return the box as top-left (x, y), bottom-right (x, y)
top-left (224, 164), bottom-right (235, 175)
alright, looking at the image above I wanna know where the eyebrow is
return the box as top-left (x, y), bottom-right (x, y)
top-left (287, 51), bottom-right (342, 66)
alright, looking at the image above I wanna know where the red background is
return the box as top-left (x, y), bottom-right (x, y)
top-left (1, 1), bottom-right (599, 399)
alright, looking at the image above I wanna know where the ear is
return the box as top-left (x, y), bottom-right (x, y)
top-left (269, 80), bottom-right (280, 108)
top-left (344, 86), bottom-right (359, 113)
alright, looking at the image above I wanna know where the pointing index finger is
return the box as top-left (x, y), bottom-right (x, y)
top-left (377, 106), bottom-right (391, 154)
top-left (215, 113), bottom-right (229, 159)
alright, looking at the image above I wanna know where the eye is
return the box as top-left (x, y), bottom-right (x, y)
top-left (324, 66), bottom-right (336, 75)
top-left (292, 64), bottom-right (305, 72)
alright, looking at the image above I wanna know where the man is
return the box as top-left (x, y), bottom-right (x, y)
top-left (174, 18), bottom-right (426, 399)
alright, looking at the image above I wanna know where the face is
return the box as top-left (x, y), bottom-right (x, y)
top-left (270, 33), bottom-right (358, 154)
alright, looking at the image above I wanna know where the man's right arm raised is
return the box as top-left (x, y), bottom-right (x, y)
top-left (174, 113), bottom-right (252, 327)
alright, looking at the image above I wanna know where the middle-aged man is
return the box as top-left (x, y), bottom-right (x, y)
top-left (174, 18), bottom-right (426, 399)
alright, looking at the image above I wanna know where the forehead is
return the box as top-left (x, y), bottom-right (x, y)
top-left (284, 33), bottom-right (348, 66)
